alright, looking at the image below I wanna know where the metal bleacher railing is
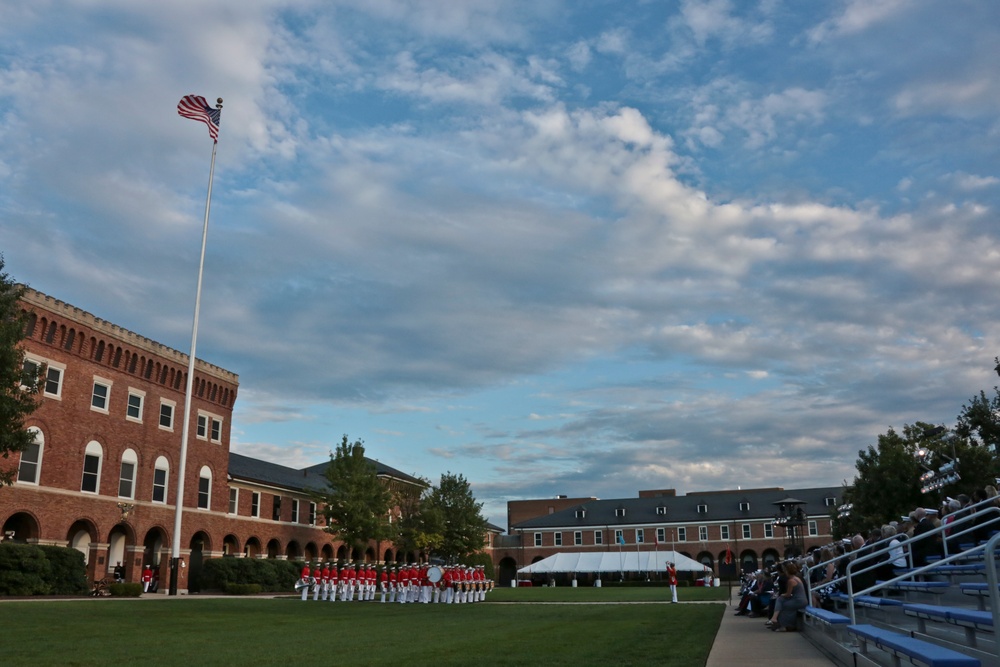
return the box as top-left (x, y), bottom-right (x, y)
top-left (802, 496), bottom-right (1000, 662)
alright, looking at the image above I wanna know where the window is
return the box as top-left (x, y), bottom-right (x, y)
top-left (698, 525), bottom-right (708, 541)
top-left (118, 448), bottom-right (137, 499)
top-left (656, 506), bottom-right (667, 515)
top-left (575, 509), bottom-right (586, 519)
top-left (739, 501), bottom-right (750, 511)
top-left (17, 428), bottom-right (43, 485)
top-left (825, 497), bottom-right (837, 507)
top-left (554, 532), bottom-right (563, 546)
top-left (229, 488), bottom-right (238, 514)
top-left (272, 496), bottom-right (282, 521)
top-left (152, 456), bottom-right (169, 503)
top-left (742, 524), bottom-right (751, 540)
top-left (159, 400), bottom-right (175, 430)
top-left (197, 466), bottom-right (211, 509)
top-left (720, 525), bottom-right (730, 540)
top-left (126, 390), bottom-right (144, 422)
top-left (636, 529), bottom-right (644, 543)
top-left (595, 530), bottom-right (603, 545)
top-left (309, 502), bottom-right (317, 526)
top-left (615, 507), bottom-right (626, 518)
top-left (291, 499), bottom-right (300, 523)
top-left (81, 441), bottom-right (103, 493)
top-left (764, 523), bottom-right (774, 539)
top-left (697, 504), bottom-right (708, 514)
top-left (574, 531), bottom-right (582, 546)
top-left (614, 529), bottom-right (624, 544)
top-left (656, 527), bottom-right (665, 544)
top-left (534, 532), bottom-right (542, 547)
top-left (197, 412), bottom-right (223, 443)
top-left (23, 356), bottom-right (64, 399)
top-left (91, 378), bottom-right (111, 412)
top-left (677, 527), bottom-right (687, 542)
top-left (251, 492), bottom-right (260, 518)
top-left (808, 520), bottom-right (818, 536)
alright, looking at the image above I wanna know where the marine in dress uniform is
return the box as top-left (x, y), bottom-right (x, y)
top-left (667, 562), bottom-right (678, 603)
top-left (141, 565), bottom-right (153, 593)
top-left (320, 563), bottom-right (331, 601)
top-left (299, 563), bottom-right (312, 601)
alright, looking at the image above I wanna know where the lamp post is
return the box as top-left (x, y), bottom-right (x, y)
top-left (772, 497), bottom-right (806, 559)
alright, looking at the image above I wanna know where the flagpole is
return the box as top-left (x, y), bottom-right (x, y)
top-left (169, 99), bottom-right (222, 596)
top-left (635, 536), bottom-right (641, 580)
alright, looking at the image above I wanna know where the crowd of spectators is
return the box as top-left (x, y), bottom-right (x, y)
top-left (732, 485), bottom-right (1000, 633)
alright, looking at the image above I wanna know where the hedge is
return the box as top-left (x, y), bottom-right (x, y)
top-left (200, 557), bottom-right (300, 593)
top-left (0, 543), bottom-right (89, 596)
top-left (109, 582), bottom-right (143, 597)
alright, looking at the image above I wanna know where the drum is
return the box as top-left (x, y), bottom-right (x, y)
top-left (427, 565), bottom-right (443, 583)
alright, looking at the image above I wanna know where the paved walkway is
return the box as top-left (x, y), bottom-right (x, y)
top-left (705, 592), bottom-right (835, 667)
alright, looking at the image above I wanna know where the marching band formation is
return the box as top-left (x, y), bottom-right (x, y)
top-left (294, 562), bottom-right (494, 604)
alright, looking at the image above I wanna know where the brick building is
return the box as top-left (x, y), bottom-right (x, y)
top-left (0, 288), bottom-right (423, 593)
top-left (493, 486), bottom-right (841, 585)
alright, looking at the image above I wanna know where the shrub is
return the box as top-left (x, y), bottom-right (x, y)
top-left (225, 583), bottom-right (262, 595)
top-left (464, 552), bottom-right (495, 579)
top-left (200, 557), bottom-right (301, 593)
top-left (37, 545), bottom-right (88, 595)
top-left (109, 582), bottom-right (143, 597)
top-left (0, 544), bottom-right (53, 596)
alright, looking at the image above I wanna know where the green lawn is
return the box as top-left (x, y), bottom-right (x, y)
top-left (2, 595), bottom-right (724, 666)
top-left (489, 584), bottom-right (731, 603)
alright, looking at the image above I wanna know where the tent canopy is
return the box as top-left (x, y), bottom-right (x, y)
top-left (517, 550), bottom-right (708, 575)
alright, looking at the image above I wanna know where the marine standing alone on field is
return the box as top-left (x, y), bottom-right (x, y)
top-left (667, 562), bottom-right (678, 603)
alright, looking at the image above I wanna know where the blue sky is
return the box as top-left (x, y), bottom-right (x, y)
top-left (3, 1), bottom-right (1000, 527)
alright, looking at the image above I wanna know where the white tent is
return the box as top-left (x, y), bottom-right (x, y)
top-left (517, 550), bottom-right (708, 575)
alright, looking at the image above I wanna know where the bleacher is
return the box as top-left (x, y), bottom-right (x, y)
top-left (800, 501), bottom-right (1000, 667)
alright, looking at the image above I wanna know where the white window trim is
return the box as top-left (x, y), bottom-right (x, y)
top-left (159, 399), bottom-right (176, 431)
top-left (152, 457), bottom-right (169, 504)
top-left (91, 376), bottom-right (112, 414)
top-left (291, 498), bottom-right (300, 523)
top-left (656, 527), bottom-right (665, 543)
top-left (229, 487), bottom-right (239, 515)
top-left (574, 531), bottom-right (582, 545)
top-left (698, 525), bottom-right (708, 541)
top-left (16, 428), bottom-right (44, 485)
top-left (126, 388), bottom-right (145, 423)
top-left (677, 527), bottom-right (687, 542)
top-left (82, 441), bottom-right (103, 494)
top-left (534, 532), bottom-right (542, 547)
top-left (309, 502), bottom-right (317, 526)
top-left (24, 355), bottom-right (65, 400)
top-left (197, 466), bottom-right (212, 510)
top-left (720, 525), bottom-right (730, 540)
top-left (636, 528), bottom-right (644, 543)
top-left (764, 523), bottom-right (774, 539)
top-left (808, 520), bottom-right (819, 536)
top-left (197, 410), bottom-right (224, 444)
top-left (742, 524), bottom-right (751, 539)
top-left (554, 531), bottom-right (563, 546)
top-left (118, 448), bottom-right (138, 499)
top-left (595, 530), bottom-right (603, 545)
top-left (251, 491), bottom-right (261, 518)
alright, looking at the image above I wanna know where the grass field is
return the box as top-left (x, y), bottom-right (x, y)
top-left (1, 591), bottom-right (725, 666)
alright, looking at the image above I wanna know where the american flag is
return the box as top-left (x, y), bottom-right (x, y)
top-left (177, 94), bottom-right (221, 142)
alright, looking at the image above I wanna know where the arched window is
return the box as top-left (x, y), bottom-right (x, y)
top-left (197, 466), bottom-right (212, 509)
top-left (17, 428), bottom-right (44, 485)
top-left (82, 441), bottom-right (103, 493)
top-left (152, 456), bottom-right (169, 503)
top-left (118, 448), bottom-right (138, 499)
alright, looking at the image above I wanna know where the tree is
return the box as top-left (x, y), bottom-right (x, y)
top-left (837, 420), bottom-right (999, 537)
top-left (390, 480), bottom-right (443, 558)
top-left (422, 472), bottom-right (487, 562)
top-left (955, 375), bottom-right (1000, 457)
top-left (0, 257), bottom-right (42, 486)
top-left (317, 436), bottom-right (392, 559)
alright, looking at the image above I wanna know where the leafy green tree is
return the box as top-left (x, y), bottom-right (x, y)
top-left (955, 375), bottom-right (1000, 457)
top-left (423, 472), bottom-right (487, 562)
top-left (391, 480), bottom-right (443, 559)
top-left (0, 257), bottom-right (42, 486)
top-left (837, 420), bottom-right (999, 537)
top-left (317, 436), bottom-right (392, 558)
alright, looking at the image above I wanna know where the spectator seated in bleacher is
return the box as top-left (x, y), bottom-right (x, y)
top-left (766, 561), bottom-right (807, 632)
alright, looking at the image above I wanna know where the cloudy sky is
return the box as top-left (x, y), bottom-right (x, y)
top-left (3, 0), bottom-right (1000, 527)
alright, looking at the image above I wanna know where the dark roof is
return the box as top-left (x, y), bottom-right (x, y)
top-left (228, 452), bottom-right (426, 494)
top-left (511, 486), bottom-right (842, 530)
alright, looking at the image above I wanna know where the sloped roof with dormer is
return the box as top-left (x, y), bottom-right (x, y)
top-left (510, 486), bottom-right (842, 530)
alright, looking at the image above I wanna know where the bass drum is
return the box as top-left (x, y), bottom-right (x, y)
top-left (427, 565), bottom-right (443, 583)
